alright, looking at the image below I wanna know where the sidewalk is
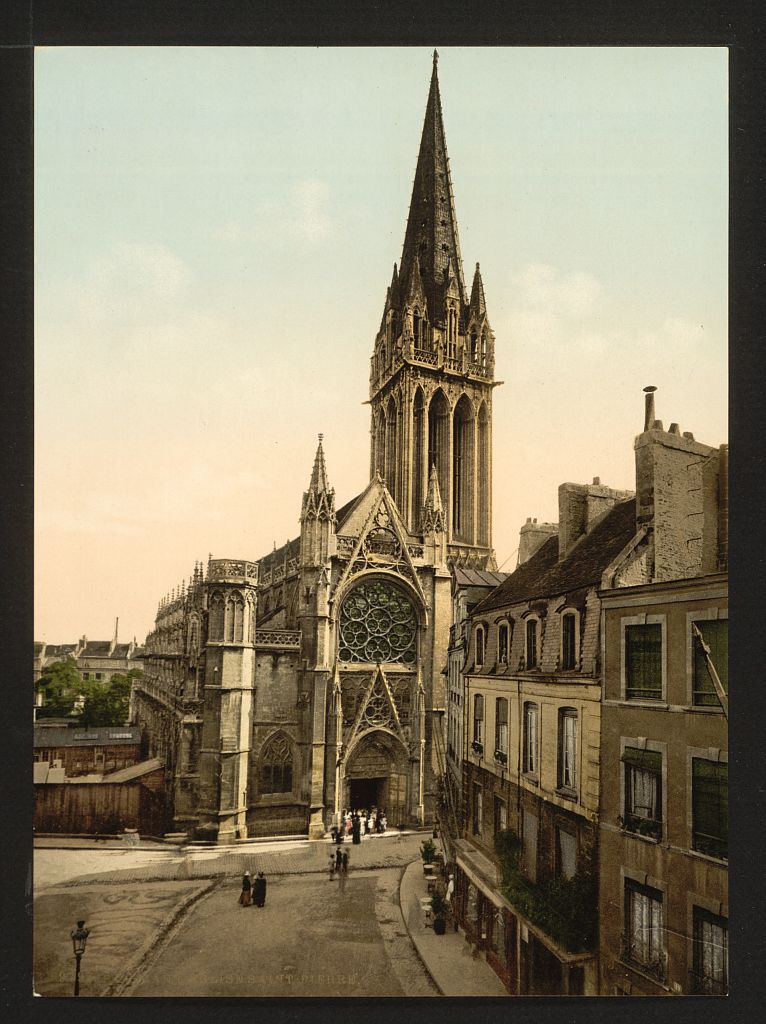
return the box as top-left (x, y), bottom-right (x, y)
top-left (398, 858), bottom-right (508, 997)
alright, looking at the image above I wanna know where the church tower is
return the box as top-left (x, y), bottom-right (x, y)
top-left (369, 51), bottom-right (498, 569)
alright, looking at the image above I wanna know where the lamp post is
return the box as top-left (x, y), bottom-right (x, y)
top-left (70, 920), bottom-right (90, 996)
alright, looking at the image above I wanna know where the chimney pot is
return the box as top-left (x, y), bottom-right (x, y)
top-left (526, 517), bottom-right (531, 524)
top-left (669, 423), bottom-right (680, 434)
top-left (652, 419), bottom-right (664, 431)
top-left (683, 431), bottom-right (695, 440)
top-left (592, 476), bottom-right (600, 485)
top-left (643, 385), bottom-right (657, 431)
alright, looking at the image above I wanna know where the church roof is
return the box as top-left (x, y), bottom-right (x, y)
top-left (399, 51), bottom-right (466, 323)
top-left (475, 498), bottom-right (638, 613)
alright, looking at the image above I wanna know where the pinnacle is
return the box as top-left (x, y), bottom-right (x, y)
top-left (308, 433), bottom-right (331, 495)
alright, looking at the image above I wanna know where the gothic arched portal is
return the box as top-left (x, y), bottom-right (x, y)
top-left (344, 729), bottom-right (411, 825)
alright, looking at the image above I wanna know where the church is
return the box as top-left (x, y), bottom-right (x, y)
top-left (131, 52), bottom-right (501, 842)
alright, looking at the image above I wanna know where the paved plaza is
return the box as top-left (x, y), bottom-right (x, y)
top-left (33, 832), bottom-right (507, 997)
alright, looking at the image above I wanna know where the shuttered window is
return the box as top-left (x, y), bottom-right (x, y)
top-left (625, 623), bottom-right (662, 700)
top-left (693, 620), bottom-right (728, 707)
top-left (692, 758), bottom-right (727, 859)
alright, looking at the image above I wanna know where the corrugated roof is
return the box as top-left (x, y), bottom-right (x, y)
top-left (454, 568), bottom-right (509, 588)
top-left (34, 725), bottom-right (141, 748)
top-left (475, 498), bottom-right (637, 613)
top-left (102, 757), bottom-right (164, 783)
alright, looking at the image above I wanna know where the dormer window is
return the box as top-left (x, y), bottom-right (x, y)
top-left (475, 625), bottom-right (486, 668)
top-left (561, 612), bottom-right (579, 670)
top-left (498, 622), bottom-right (509, 665)
top-left (525, 619), bottom-right (538, 669)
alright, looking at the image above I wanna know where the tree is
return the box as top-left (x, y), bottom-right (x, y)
top-left (79, 669), bottom-right (141, 728)
top-left (36, 660), bottom-right (82, 719)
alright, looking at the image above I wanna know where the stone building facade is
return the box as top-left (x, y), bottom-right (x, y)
top-left (130, 53), bottom-right (501, 843)
top-left (598, 395), bottom-right (728, 995)
top-left (456, 481), bottom-right (634, 995)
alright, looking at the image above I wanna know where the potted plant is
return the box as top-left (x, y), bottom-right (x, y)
top-left (420, 838), bottom-right (437, 872)
top-left (431, 892), bottom-right (448, 935)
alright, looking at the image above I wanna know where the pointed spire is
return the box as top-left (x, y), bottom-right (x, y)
top-left (421, 462), bottom-right (446, 533)
top-left (399, 52), bottom-right (466, 322)
top-left (309, 433), bottom-right (330, 494)
top-left (470, 261), bottom-right (487, 317)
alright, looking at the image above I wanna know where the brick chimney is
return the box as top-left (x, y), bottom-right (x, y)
top-left (558, 479), bottom-right (633, 561)
top-left (518, 518), bottom-right (558, 565)
top-left (634, 387), bottom-right (724, 580)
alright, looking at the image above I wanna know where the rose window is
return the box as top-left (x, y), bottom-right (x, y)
top-left (339, 579), bottom-right (417, 664)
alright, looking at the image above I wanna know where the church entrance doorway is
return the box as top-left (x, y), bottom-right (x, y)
top-left (349, 777), bottom-right (384, 811)
top-left (344, 730), bottom-right (411, 826)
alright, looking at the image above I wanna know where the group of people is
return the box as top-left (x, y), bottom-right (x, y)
top-left (238, 870), bottom-right (267, 907)
top-left (328, 847), bottom-right (351, 891)
top-left (330, 808), bottom-right (388, 846)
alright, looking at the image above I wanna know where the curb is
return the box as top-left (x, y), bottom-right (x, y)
top-left (101, 877), bottom-right (220, 996)
top-left (397, 859), bottom-right (445, 996)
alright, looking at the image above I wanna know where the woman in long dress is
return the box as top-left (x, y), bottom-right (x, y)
top-left (239, 870), bottom-right (252, 907)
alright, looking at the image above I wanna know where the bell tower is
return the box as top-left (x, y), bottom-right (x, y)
top-left (368, 51), bottom-right (498, 569)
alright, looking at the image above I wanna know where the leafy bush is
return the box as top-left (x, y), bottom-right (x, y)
top-left (493, 828), bottom-right (597, 953)
top-left (430, 892), bottom-right (448, 919)
top-left (420, 838), bottom-right (437, 864)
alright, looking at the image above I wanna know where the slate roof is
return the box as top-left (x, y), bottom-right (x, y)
top-left (475, 498), bottom-right (637, 614)
top-left (34, 725), bottom-right (141, 748)
top-left (81, 641), bottom-right (113, 658)
top-left (336, 491), bottom-right (364, 529)
top-left (112, 644), bottom-right (131, 659)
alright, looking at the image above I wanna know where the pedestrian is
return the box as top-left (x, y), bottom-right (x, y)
top-left (445, 873), bottom-right (455, 903)
top-left (330, 825), bottom-right (338, 845)
top-left (329, 852), bottom-right (336, 880)
top-left (380, 813), bottom-right (387, 832)
top-left (239, 870), bottom-right (252, 907)
top-left (360, 814), bottom-right (366, 837)
top-left (352, 814), bottom-right (361, 845)
top-left (254, 871), bottom-right (267, 907)
top-left (339, 850), bottom-right (349, 893)
top-left (335, 847), bottom-right (343, 872)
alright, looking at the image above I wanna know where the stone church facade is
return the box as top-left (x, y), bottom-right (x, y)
top-left (131, 52), bottom-right (500, 843)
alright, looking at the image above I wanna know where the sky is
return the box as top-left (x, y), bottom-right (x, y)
top-left (35, 46), bottom-right (728, 644)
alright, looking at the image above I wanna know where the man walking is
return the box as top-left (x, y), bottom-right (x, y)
top-left (254, 871), bottom-right (267, 907)
top-left (339, 850), bottom-right (349, 893)
top-left (329, 852), bottom-right (336, 881)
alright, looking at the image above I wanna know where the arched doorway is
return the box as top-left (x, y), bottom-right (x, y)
top-left (344, 730), bottom-right (410, 824)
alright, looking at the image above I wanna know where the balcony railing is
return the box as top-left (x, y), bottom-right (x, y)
top-left (623, 813), bottom-right (662, 841)
top-left (688, 969), bottom-right (727, 995)
top-left (471, 740), bottom-right (484, 756)
top-left (620, 933), bottom-right (666, 983)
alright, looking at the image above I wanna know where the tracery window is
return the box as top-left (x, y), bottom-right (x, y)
top-left (260, 733), bottom-right (293, 794)
top-left (338, 579), bottom-right (417, 664)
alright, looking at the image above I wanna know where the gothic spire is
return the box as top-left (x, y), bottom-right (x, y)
top-left (421, 462), bottom-right (446, 534)
top-left (469, 262), bottom-right (487, 318)
top-left (309, 433), bottom-right (330, 495)
top-left (399, 52), bottom-right (466, 323)
top-left (302, 434), bottom-right (336, 521)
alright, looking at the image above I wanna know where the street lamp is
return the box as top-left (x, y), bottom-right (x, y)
top-left (70, 920), bottom-right (90, 996)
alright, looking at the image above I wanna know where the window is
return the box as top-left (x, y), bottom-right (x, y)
top-left (82, 672), bottom-right (90, 680)
top-left (475, 626), bottom-right (485, 667)
top-left (692, 908), bottom-right (728, 994)
top-left (494, 697), bottom-right (508, 763)
top-left (338, 579), bottom-right (417, 664)
top-left (489, 906), bottom-right (507, 958)
top-left (521, 810), bottom-right (538, 882)
top-left (624, 881), bottom-right (664, 979)
top-left (522, 702), bottom-right (538, 775)
top-left (260, 733), bottom-right (294, 794)
top-left (625, 623), bottom-right (662, 700)
top-left (557, 708), bottom-right (578, 793)
top-left (556, 828), bottom-right (577, 880)
top-left (472, 694), bottom-right (484, 752)
top-left (493, 796), bottom-right (507, 835)
top-left (498, 622), bottom-right (509, 665)
top-left (95, 672), bottom-right (103, 680)
top-left (525, 619), bottom-right (538, 669)
top-left (692, 758), bottom-right (727, 859)
top-left (692, 620), bottom-right (728, 707)
top-left (472, 783), bottom-right (483, 834)
top-left (622, 747), bottom-right (663, 839)
top-left (561, 613), bottom-right (577, 670)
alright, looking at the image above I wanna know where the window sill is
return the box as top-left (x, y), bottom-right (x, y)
top-left (555, 787), bottom-right (578, 802)
top-left (683, 704), bottom-right (726, 715)
top-left (621, 826), bottom-right (663, 845)
top-left (617, 958), bottom-right (669, 990)
top-left (616, 699), bottom-right (669, 710)
top-left (521, 772), bottom-right (539, 785)
top-left (688, 846), bottom-right (728, 866)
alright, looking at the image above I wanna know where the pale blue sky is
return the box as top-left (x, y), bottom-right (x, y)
top-left (35, 46), bottom-right (728, 642)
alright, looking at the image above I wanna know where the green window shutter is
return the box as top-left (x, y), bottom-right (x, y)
top-left (621, 746), bottom-right (662, 772)
top-left (692, 759), bottom-right (728, 858)
top-left (693, 620), bottom-right (729, 706)
top-left (626, 623), bottom-right (662, 699)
